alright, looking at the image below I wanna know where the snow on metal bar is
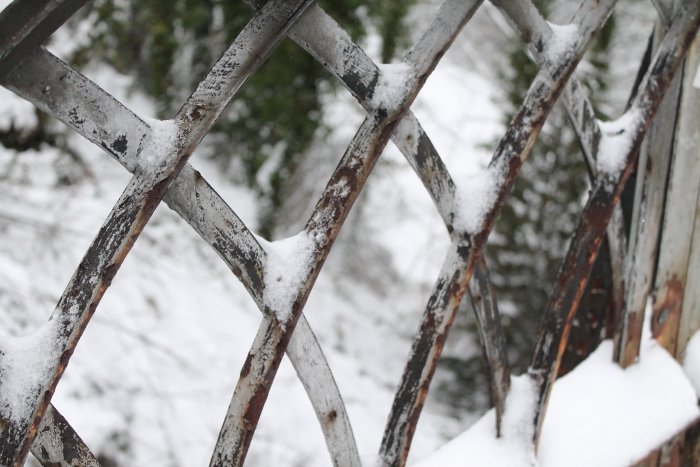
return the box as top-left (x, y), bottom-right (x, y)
top-left (1, 0), bottom-right (699, 466)
top-left (492, 0), bottom-right (629, 321)
top-left (210, 111), bottom-right (411, 467)
top-left (379, 1), bottom-right (619, 465)
top-left (0, 0), bottom-right (89, 81)
top-left (282, 1), bottom-right (511, 450)
top-left (166, 164), bottom-right (363, 467)
top-left (2, 50), bottom-right (267, 304)
top-left (209, 3), bottom-right (483, 466)
top-left (287, 7), bottom-right (513, 444)
top-left (3, 42), bottom-right (359, 467)
top-left (0, 1), bottom-right (314, 465)
top-left (530, 0), bottom-right (700, 449)
top-left (288, 6), bottom-right (458, 227)
top-left (280, 1), bottom-right (512, 443)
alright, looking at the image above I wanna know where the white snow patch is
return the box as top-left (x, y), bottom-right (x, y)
top-left (453, 165), bottom-right (504, 234)
top-left (139, 117), bottom-right (180, 171)
top-left (370, 63), bottom-right (416, 113)
top-left (415, 339), bottom-right (699, 467)
top-left (596, 111), bottom-right (641, 175)
top-left (0, 324), bottom-right (61, 422)
top-left (259, 232), bottom-right (317, 323)
top-left (693, 61), bottom-right (700, 89)
top-left (683, 330), bottom-right (700, 396)
top-left (544, 23), bottom-right (579, 62)
top-left (413, 375), bottom-right (537, 467)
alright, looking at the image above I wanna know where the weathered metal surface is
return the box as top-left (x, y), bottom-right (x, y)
top-left (210, 3), bottom-right (484, 466)
top-left (492, 0), bottom-right (629, 326)
top-left (633, 449), bottom-right (662, 467)
top-left (530, 0), bottom-right (700, 448)
top-left (0, 1), bottom-right (315, 465)
top-left (283, 2), bottom-right (512, 440)
top-left (615, 20), bottom-right (682, 368)
top-left (652, 31), bottom-right (700, 360)
top-left (676, 196), bottom-right (700, 360)
top-left (286, 316), bottom-right (361, 467)
top-left (675, 33), bottom-right (700, 361)
top-left (1, 0), bottom-right (699, 466)
top-left (468, 256), bottom-right (510, 436)
top-left (379, 2), bottom-right (622, 464)
top-left (30, 405), bottom-right (100, 467)
top-left (288, 7), bottom-right (458, 229)
top-left (557, 237), bottom-right (615, 376)
top-left (4, 40), bottom-right (360, 467)
top-left (209, 109), bottom-right (404, 467)
top-left (2, 48), bottom-right (150, 173)
top-left (651, 0), bottom-right (676, 27)
top-left (0, 0), bottom-right (88, 81)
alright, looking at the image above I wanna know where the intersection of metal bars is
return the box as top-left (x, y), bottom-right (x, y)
top-left (0, 0), bottom-right (698, 466)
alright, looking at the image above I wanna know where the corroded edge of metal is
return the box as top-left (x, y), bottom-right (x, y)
top-left (530, 0), bottom-right (700, 448)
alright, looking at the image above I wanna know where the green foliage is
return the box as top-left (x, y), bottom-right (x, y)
top-left (69, 0), bottom-right (417, 238)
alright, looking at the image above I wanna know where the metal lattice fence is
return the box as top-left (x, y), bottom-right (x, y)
top-left (0, 0), bottom-right (699, 466)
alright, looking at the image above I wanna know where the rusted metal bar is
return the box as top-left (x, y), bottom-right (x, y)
top-left (379, 239), bottom-right (470, 467)
top-left (280, 3), bottom-right (511, 436)
top-left (379, 1), bottom-right (620, 464)
top-left (288, 7), bottom-right (458, 229)
top-left (163, 165), bottom-right (266, 304)
top-left (30, 405), bottom-right (101, 467)
top-left (0, 0), bottom-right (89, 80)
top-left (0, 1), bottom-right (315, 465)
top-left (651, 30), bottom-right (700, 359)
top-left (3, 44), bottom-right (361, 467)
top-left (468, 256), bottom-right (510, 436)
top-left (614, 20), bottom-right (683, 368)
top-left (492, 0), bottom-right (628, 327)
top-left (209, 3), bottom-right (484, 466)
top-left (209, 111), bottom-right (399, 467)
top-left (530, 0), bottom-right (700, 449)
top-left (3, 48), bottom-right (266, 306)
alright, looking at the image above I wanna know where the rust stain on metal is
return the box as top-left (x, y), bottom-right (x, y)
top-left (240, 353), bottom-right (254, 379)
top-left (326, 410), bottom-right (337, 423)
top-left (652, 275), bottom-right (683, 355)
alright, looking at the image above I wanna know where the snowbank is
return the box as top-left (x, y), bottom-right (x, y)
top-left (414, 338), bottom-right (700, 467)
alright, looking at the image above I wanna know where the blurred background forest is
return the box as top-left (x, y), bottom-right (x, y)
top-left (0, 0), bottom-right (658, 465)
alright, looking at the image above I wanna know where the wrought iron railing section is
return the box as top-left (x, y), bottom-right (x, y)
top-left (0, 0), bottom-right (698, 466)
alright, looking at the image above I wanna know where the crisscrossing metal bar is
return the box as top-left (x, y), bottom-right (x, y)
top-left (0, 0), bottom-right (699, 466)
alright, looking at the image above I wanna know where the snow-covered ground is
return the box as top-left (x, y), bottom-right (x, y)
top-left (416, 338), bottom-right (700, 467)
